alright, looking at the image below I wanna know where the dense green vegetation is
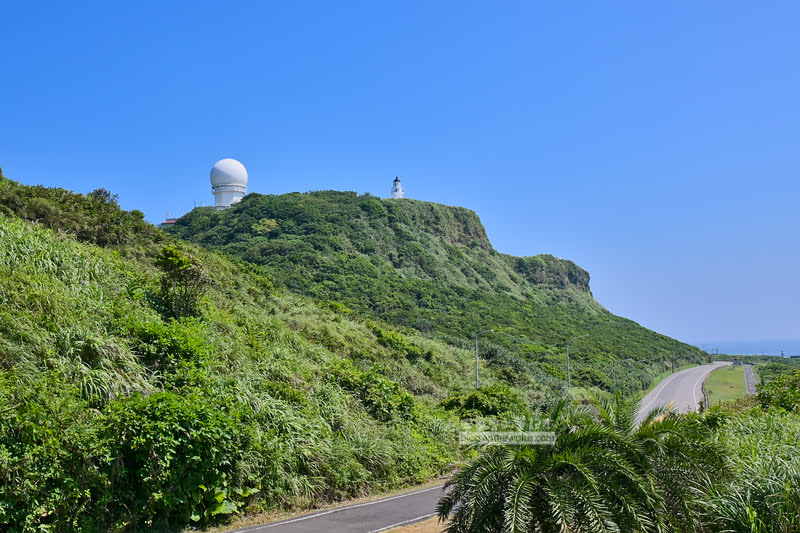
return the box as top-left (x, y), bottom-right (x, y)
top-left (699, 372), bottom-right (800, 532)
top-left (438, 373), bottom-right (800, 532)
top-left (756, 369), bottom-right (800, 412)
top-left (703, 410), bottom-right (800, 532)
top-left (438, 395), bottom-right (729, 532)
top-left (167, 191), bottom-right (708, 394)
top-left (0, 174), bottom-right (523, 531)
top-left (6, 171), bottom-right (797, 532)
top-left (0, 180), bottom-right (163, 254)
top-left (737, 354), bottom-right (800, 383)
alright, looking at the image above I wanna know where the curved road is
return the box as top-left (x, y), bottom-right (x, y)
top-left (231, 485), bottom-right (444, 533)
top-left (238, 364), bottom-right (727, 532)
top-left (637, 361), bottom-right (730, 423)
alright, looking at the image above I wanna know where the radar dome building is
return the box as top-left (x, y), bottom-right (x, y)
top-left (211, 158), bottom-right (248, 209)
top-left (391, 176), bottom-right (404, 199)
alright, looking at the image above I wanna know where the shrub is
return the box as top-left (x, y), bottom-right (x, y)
top-left (439, 396), bottom-right (728, 532)
top-left (440, 384), bottom-right (526, 418)
top-left (105, 391), bottom-right (254, 528)
top-left (369, 323), bottom-right (426, 361)
top-left (757, 370), bottom-right (800, 411)
top-left (330, 362), bottom-right (416, 422)
top-left (0, 374), bottom-right (113, 532)
top-left (154, 245), bottom-right (211, 320)
top-left (127, 317), bottom-right (212, 372)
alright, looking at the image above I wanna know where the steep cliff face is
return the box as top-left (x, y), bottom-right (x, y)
top-left (511, 254), bottom-right (591, 292)
top-left (168, 191), bottom-right (593, 299)
top-left (388, 200), bottom-right (492, 250)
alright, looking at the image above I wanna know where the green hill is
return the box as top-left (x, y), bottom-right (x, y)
top-left (0, 172), bottom-right (709, 531)
top-left (167, 190), bottom-right (708, 393)
top-left (0, 173), bottom-right (531, 531)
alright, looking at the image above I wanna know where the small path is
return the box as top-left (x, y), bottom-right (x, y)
top-left (744, 363), bottom-right (757, 395)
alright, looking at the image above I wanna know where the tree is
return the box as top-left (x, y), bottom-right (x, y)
top-left (437, 395), bottom-right (728, 532)
top-left (251, 217), bottom-right (279, 235)
top-left (88, 188), bottom-right (119, 206)
top-left (154, 245), bottom-right (211, 319)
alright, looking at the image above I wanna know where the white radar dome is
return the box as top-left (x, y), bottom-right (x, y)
top-left (210, 158), bottom-right (248, 187)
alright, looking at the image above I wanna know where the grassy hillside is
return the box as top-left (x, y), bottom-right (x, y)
top-left (3, 173), bottom-right (798, 532)
top-left (167, 190), bottom-right (708, 393)
top-left (0, 173), bottom-right (534, 531)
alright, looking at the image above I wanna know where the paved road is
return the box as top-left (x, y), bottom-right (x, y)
top-left (236, 363), bottom-right (730, 532)
top-left (232, 485), bottom-right (444, 533)
top-left (637, 361), bottom-right (731, 423)
top-left (744, 364), bottom-right (757, 395)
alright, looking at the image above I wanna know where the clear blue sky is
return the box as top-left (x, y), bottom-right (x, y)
top-left (2, 2), bottom-right (799, 353)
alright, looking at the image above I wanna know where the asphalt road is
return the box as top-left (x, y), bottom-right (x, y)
top-left (237, 363), bottom-right (729, 532)
top-left (637, 361), bottom-right (731, 423)
top-left (232, 485), bottom-right (445, 533)
top-left (744, 364), bottom-right (756, 395)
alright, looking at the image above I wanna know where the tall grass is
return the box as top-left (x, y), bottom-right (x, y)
top-left (0, 210), bottom-right (474, 530)
top-left (0, 216), bottom-right (130, 369)
top-left (702, 412), bottom-right (800, 532)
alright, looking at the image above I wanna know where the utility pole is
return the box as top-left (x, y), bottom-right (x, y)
top-left (612, 363), bottom-right (617, 395)
top-left (475, 329), bottom-right (493, 389)
top-left (566, 334), bottom-right (589, 391)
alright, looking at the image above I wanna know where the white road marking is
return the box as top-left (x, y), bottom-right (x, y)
top-left (639, 370), bottom-right (683, 416)
top-left (692, 366), bottom-right (711, 405)
top-left (368, 513), bottom-right (437, 532)
top-left (639, 362), bottom-right (730, 419)
top-left (695, 362), bottom-right (731, 405)
top-left (233, 485), bottom-right (443, 532)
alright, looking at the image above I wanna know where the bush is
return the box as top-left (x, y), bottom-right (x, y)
top-left (0, 374), bottom-right (113, 532)
top-left (154, 245), bottom-right (212, 320)
top-left (105, 391), bottom-right (254, 528)
top-left (757, 370), bottom-right (800, 411)
top-left (0, 178), bottom-right (163, 249)
top-left (127, 317), bottom-right (213, 373)
top-left (330, 362), bottom-right (416, 422)
top-left (440, 384), bottom-right (526, 418)
top-left (369, 323), bottom-right (426, 361)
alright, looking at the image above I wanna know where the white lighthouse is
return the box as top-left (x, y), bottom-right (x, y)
top-left (210, 158), bottom-right (248, 209)
top-left (391, 176), bottom-right (404, 199)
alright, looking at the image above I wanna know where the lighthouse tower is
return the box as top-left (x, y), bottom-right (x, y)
top-left (391, 176), bottom-right (404, 199)
top-left (210, 158), bottom-right (248, 209)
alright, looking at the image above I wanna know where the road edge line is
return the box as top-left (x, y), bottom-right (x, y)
top-left (233, 485), bottom-right (444, 532)
top-left (368, 512), bottom-right (437, 532)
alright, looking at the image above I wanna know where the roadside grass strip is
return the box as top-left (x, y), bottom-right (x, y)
top-left (706, 365), bottom-right (747, 406)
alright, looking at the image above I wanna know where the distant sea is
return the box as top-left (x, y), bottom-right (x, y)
top-left (692, 339), bottom-right (800, 357)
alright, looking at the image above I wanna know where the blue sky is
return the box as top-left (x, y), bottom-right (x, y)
top-left (2, 2), bottom-right (798, 353)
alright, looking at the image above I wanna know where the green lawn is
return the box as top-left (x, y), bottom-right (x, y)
top-left (706, 365), bottom-right (747, 406)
